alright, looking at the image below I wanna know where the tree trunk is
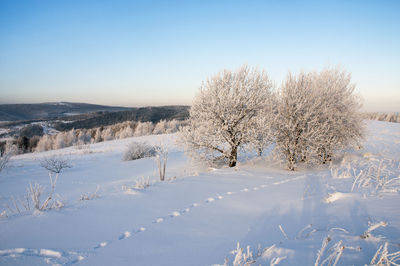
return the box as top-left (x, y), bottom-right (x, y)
top-left (228, 146), bottom-right (238, 167)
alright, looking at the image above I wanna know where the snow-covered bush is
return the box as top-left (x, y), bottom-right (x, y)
top-left (40, 156), bottom-right (72, 174)
top-left (28, 177), bottom-right (64, 212)
top-left (181, 65), bottom-right (274, 167)
top-left (80, 186), bottom-right (100, 201)
top-left (217, 242), bottom-right (288, 266)
top-left (350, 159), bottom-right (400, 195)
top-left (134, 176), bottom-right (151, 189)
top-left (122, 177), bottom-right (152, 194)
top-left (123, 142), bottom-right (157, 161)
top-left (273, 68), bottom-right (364, 170)
top-left (370, 242), bottom-right (400, 265)
top-left (314, 236), bottom-right (344, 266)
top-left (155, 145), bottom-right (168, 181)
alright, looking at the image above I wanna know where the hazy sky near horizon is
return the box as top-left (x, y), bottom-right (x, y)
top-left (0, 0), bottom-right (399, 111)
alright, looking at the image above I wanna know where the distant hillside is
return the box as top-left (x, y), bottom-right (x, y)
top-left (53, 105), bottom-right (190, 131)
top-left (0, 102), bottom-right (131, 121)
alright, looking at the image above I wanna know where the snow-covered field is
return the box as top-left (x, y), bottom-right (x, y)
top-left (0, 120), bottom-right (399, 265)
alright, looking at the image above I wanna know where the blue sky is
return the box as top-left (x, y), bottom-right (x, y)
top-left (0, 0), bottom-right (399, 111)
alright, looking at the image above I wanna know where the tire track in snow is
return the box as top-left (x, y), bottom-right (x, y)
top-left (0, 175), bottom-right (306, 265)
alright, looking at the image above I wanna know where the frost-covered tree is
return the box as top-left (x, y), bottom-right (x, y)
top-left (312, 68), bottom-right (364, 163)
top-left (153, 120), bottom-right (167, 135)
top-left (247, 94), bottom-right (277, 156)
top-left (181, 65), bottom-right (274, 167)
top-left (102, 127), bottom-right (114, 141)
top-left (116, 125), bottom-right (135, 139)
top-left (93, 128), bottom-right (103, 143)
top-left (54, 132), bottom-right (66, 150)
top-left (35, 135), bottom-right (53, 152)
top-left (272, 72), bottom-right (320, 170)
top-left (272, 68), bottom-right (364, 170)
top-left (166, 119), bottom-right (180, 134)
top-left (134, 121), bottom-right (154, 136)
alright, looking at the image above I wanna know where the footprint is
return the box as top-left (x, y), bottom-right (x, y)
top-left (260, 184), bottom-right (267, 188)
top-left (242, 188), bottom-right (249, 192)
top-left (253, 187), bottom-right (259, 191)
top-left (138, 227), bottom-right (146, 232)
top-left (226, 191), bottom-right (233, 195)
top-left (192, 203), bottom-right (199, 207)
top-left (217, 195), bottom-right (223, 199)
top-left (206, 197), bottom-right (215, 203)
top-left (119, 231), bottom-right (131, 240)
top-left (170, 211), bottom-right (180, 217)
top-left (155, 218), bottom-right (164, 223)
top-left (71, 255), bottom-right (85, 264)
top-left (95, 242), bottom-right (107, 249)
top-left (183, 208), bottom-right (190, 213)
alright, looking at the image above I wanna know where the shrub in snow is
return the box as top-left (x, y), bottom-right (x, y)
top-left (40, 156), bottom-right (72, 174)
top-left (134, 176), bottom-right (151, 189)
top-left (123, 142), bottom-right (157, 161)
top-left (314, 236), bottom-right (344, 266)
top-left (155, 146), bottom-right (168, 181)
top-left (370, 242), bottom-right (400, 265)
top-left (29, 172), bottom-right (63, 211)
top-left (272, 68), bottom-right (364, 170)
top-left (122, 177), bottom-right (152, 193)
top-left (351, 159), bottom-right (400, 195)
top-left (217, 242), bottom-right (288, 266)
top-left (180, 65), bottom-right (274, 167)
top-left (80, 186), bottom-right (100, 201)
top-left (331, 157), bottom-right (400, 196)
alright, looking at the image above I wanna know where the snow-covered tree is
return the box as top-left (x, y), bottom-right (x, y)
top-left (166, 119), bottom-right (180, 134)
top-left (102, 127), bottom-right (114, 141)
top-left (247, 94), bottom-right (277, 156)
top-left (54, 132), bottom-right (66, 150)
top-left (35, 135), bottom-right (53, 152)
top-left (312, 68), bottom-right (364, 163)
top-left (153, 120), bottom-right (167, 135)
top-left (134, 121), bottom-right (154, 136)
top-left (116, 125), bottom-right (135, 139)
top-left (272, 68), bottom-right (364, 170)
top-left (93, 128), bottom-right (103, 143)
top-left (180, 65), bottom-right (274, 167)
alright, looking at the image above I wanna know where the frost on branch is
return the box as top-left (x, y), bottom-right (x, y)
top-left (272, 68), bottom-right (364, 170)
top-left (180, 65), bottom-right (274, 167)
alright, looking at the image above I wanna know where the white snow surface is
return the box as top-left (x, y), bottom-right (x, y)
top-left (0, 121), bottom-right (399, 265)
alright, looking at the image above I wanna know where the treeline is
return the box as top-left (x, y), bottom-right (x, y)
top-left (364, 112), bottom-right (400, 123)
top-left (0, 119), bottom-right (185, 156)
top-left (54, 106), bottom-right (190, 131)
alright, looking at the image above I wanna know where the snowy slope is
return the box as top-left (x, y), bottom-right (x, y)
top-left (0, 121), bottom-right (399, 265)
